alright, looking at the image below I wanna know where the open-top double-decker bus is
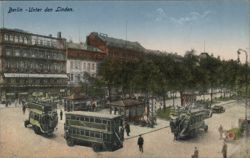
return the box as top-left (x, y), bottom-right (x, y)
top-left (24, 101), bottom-right (58, 136)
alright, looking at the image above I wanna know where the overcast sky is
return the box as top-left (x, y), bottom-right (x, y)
top-left (1, 0), bottom-right (249, 60)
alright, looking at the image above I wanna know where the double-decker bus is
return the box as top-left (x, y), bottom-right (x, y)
top-left (24, 101), bottom-right (58, 136)
top-left (64, 111), bottom-right (124, 151)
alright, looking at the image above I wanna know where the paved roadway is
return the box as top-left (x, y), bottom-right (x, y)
top-left (0, 100), bottom-right (248, 158)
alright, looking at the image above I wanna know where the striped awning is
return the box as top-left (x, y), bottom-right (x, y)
top-left (4, 73), bottom-right (68, 79)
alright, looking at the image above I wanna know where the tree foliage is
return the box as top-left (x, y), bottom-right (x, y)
top-left (98, 50), bottom-right (249, 105)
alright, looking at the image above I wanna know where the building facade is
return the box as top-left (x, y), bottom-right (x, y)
top-left (0, 28), bottom-right (68, 101)
top-left (66, 42), bottom-right (106, 87)
top-left (86, 32), bottom-right (145, 61)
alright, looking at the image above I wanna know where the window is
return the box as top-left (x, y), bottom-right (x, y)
top-left (24, 37), bottom-right (28, 44)
top-left (66, 115), bottom-right (71, 120)
top-left (87, 63), bottom-right (90, 70)
top-left (9, 35), bottom-right (14, 42)
top-left (19, 61), bottom-right (24, 69)
top-left (95, 132), bottom-right (101, 138)
top-left (71, 116), bottom-right (76, 120)
top-left (103, 120), bottom-right (107, 124)
top-left (83, 63), bottom-right (86, 69)
top-left (85, 130), bottom-right (89, 136)
top-left (80, 117), bottom-right (85, 121)
top-left (6, 48), bottom-right (12, 56)
top-left (90, 131), bottom-right (94, 137)
top-left (14, 36), bottom-right (19, 43)
top-left (90, 117), bottom-right (94, 122)
top-left (77, 74), bottom-right (80, 82)
top-left (103, 134), bottom-right (110, 141)
top-left (76, 116), bottom-right (80, 121)
top-left (92, 63), bottom-right (95, 70)
top-left (72, 129), bottom-right (76, 134)
top-left (85, 117), bottom-right (89, 122)
top-left (20, 36), bottom-right (24, 43)
top-left (95, 118), bottom-right (101, 124)
top-left (81, 130), bottom-right (85, 135)
top-left (70, 74), bottom-right (73, 81)
top-left (77, 129), bottom-right (81, 135)
top-left (14, 49), bottom-right (20, 56)
top-left (4, 34), bottom-right (9, 41)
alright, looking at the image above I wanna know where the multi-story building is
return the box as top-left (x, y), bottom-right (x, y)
top-left (0, 28), bottom-right (68, 101)
top-left (86, 32), bottom-right (145, 61)
top-left (66, 42), bottom-right (106, 88)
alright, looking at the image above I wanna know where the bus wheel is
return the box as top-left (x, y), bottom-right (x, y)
top-left (66, 138), bottom-right (74, 147)
top-left (92, 143), bottom-right (102, 152)
top-left (24, 120), bottom-right (29, 127)
top-left (33, 126), bottom-right (41, 134)
top-left (204, 125), bottom-right (208, 132)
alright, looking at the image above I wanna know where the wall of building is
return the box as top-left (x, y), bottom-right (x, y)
top-left (0, 28), bottom-right (68, 100)
top-left (67, 59), bottom-right (97, 84)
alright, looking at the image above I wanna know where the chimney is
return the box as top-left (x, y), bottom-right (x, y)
top-left (57, 32), bottom-right (62, 38)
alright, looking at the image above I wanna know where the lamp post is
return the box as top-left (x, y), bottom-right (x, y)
top-left (237, 48), bottom-right (248, 136)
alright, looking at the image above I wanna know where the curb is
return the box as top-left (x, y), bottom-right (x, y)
top-left (213, 100), bottom-right (236, 106)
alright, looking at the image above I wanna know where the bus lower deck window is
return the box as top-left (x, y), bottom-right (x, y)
top-left (95, 132), bottom-right (101, 138)
top-left (95, 118), bottom-right (101, 123)
top-left (90, 131), bottom-right (94, 137)
top-left (85, 130), bottom-right (89, 136)
top-left (80, 117), bottom-right (85, 121)
top-left (81, 130), bottom-right (84, 135)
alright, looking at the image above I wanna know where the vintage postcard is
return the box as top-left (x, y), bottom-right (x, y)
top-left (0, 0), bottom-right (249, 158)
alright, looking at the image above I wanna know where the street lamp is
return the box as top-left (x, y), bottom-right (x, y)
top-left (237, 48), bottom-right (249, 136)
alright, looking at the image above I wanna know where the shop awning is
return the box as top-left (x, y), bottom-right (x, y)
top-left (6, 93), bottom-right (15, 96)
top-left (18, 92), bottom-right (29, 95)
top-left (4, 73), bottom-right (68, 79)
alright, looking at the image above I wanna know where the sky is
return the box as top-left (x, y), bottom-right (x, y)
top-left (0, 0), bottom-right (249, 60)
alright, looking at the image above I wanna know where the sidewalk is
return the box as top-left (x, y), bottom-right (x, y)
top-left (0, 102), bottom-right (21, 108)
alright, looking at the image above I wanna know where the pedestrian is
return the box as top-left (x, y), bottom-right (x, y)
top-left (22, 104), bottom-right (26, 115)
top-left (137, 135), bottom-right (144, 153)
top-left (125, 123), bottom-right (130, 136)
top-left (92, 103), bottom-right (96, 111)
top-left (221, 142), bottom-right (227, 158)
top-left (218, 125), bottom-right (223, 139)
top-left (192, 147), bottom-right (199, 158)
top-left (60, 109), bottom-right (63, 120)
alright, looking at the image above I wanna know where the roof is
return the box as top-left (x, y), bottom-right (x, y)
top-left (67, 42), bottom-right (102, 52)
top-left (4, 73), bottom-right (68, 78)
top-left (66, 111), bottom-right (122, 119)
top-left (0, 28), bottom-right (65, 40)
top-left (91, 32), bottom-right (145, 52)
top-left (109, 99), bottom-right (143, 107)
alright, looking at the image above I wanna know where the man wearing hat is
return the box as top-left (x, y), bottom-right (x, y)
top-left (137, 135), bottom-right (144, 153)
